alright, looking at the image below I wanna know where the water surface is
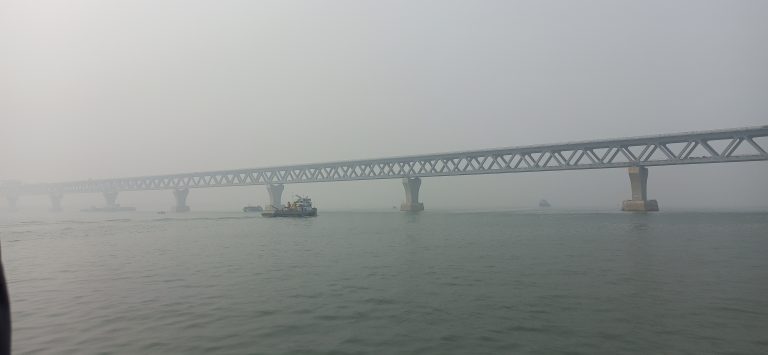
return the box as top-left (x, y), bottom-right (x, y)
top-left (2, 210), bottom-right (767, 354)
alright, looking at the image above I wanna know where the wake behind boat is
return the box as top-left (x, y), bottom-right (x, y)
top-left (262, 196), bottom-right (317, 218)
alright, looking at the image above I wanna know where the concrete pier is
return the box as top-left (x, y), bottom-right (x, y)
top-left (400, 177), bottom-right (425, 212)
top-left (49, 193), bottom-right (63, 212)
top-left (172, 188), bottom-right (190, 212)
top-left (87, 191), bottom-right (135, 211)
top-left (103, 191), bottom-right (119, 208)
top-left (266, 184), bottom-right (284, 210)
top-left (621, 166), bottom-right (659, 212)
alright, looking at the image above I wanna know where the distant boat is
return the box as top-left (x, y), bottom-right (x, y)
top-left (262, 196), bottom-right (317, 218)
top-left (242, 205), bottom-right (264, 213)
top-left (539, 199), bottom-right (551, 208)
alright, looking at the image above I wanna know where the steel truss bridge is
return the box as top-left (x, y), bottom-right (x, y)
top-left (2, 126), bottom-right (767, 212)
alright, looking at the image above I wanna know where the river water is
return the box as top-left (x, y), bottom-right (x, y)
top-left (1, 210), bottom-right (767, 354)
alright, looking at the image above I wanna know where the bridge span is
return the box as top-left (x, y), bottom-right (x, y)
top-left (3, 126), bottom-right (767, 212)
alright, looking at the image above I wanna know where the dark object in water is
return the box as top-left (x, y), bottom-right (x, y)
top-left (243, 205), bottom-right (263, 213)
top-left (157, 211), bottom-right (166, 215)
top-left (539, 199), bottom-right (551, 208)
top-left (1, 245), bottom-right (11, 355)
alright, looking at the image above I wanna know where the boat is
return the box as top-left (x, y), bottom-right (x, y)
top-left (262, 195), bottom-right (317, 217)
top-left (539, 199), bottom-right (551, 208)
top-left (242, 205), bottom-right (263, 212)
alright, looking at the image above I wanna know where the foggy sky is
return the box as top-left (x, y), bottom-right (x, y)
top-left (2, 0), bottom-right (767, 210)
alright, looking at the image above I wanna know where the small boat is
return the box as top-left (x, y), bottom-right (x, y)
top-left (242, 205), bottom-right (264, 212)
top-left (262, 196), bottom-right (317, 218)
top-left (539, 199), bottom-right (551, 208)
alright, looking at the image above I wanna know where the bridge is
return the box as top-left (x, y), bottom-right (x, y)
top-left (2, 126), bottom-right (767, 212)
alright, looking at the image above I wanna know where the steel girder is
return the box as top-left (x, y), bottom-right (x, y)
top-left (4, 126), bottom-right (768, 196)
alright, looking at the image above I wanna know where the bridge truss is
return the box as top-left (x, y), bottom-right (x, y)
top-left (4, 126), bottom-right (768, 196)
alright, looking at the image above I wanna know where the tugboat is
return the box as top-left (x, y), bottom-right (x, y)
top-left (242, 205), bottom-right (264, 213)
top-left (262, 195), bottom-right (317, 218)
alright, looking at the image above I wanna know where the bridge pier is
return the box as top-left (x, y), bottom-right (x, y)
top-left (49, 193), bottom-right (63, 212)
top-left (103, 191), bottom-right (119, 208)
top-left (621, 167), bottom-right (659, 212)
top-left (88, 191), bottom-right (134, 211)
top-left (266, 184), bottom-right (284, 210)
top-left (400, 177), bottom-right (424, 212)
top-left (172, 188), bottom-right (190, 212)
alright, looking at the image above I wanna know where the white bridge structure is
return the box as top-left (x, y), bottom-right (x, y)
top-left (3, 126), bottom-right (767, 212)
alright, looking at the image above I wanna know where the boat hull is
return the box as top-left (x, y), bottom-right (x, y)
top-left (261, 208), bottom-right (317, 218)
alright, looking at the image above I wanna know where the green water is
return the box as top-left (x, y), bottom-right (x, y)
top-left (2, 210), bottom-right (767, 354)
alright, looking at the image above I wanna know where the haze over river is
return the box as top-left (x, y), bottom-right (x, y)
top-left (2, 210), bottom-right (767, 354)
